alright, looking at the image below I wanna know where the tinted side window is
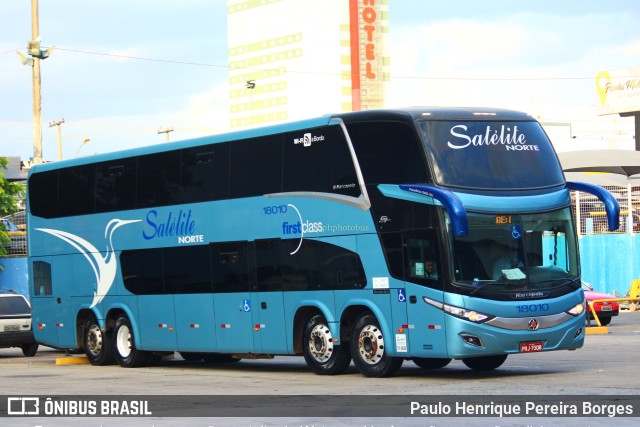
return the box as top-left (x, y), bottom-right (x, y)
top-left (283, 125), bottom-right (360, 197)
top-left (121, 249), bottom-right (164, 295)
top-left (33, 260), bottom-right (52, 296)
top-left (58, 164), bottom-right (96, 217)
top-left (255, 239), bottom-right (282, 292)
top-left (211, 241), bottom-right (250, 293)
top-left (28, 170), bottom-right (58, 218)
top-left (255, 238), bottom-right (367, 292)
top-left (313, 239), bottom-right (366, 290)
top-left (404, 230), bottom-right (441, 288)
top-left (379, 232), bottom-right (404, 280)
top-left (346, 121), bottom-right (428, 184)
top-left (181, 144), bottom-right (230, 203)
top-left (229, 135), bottom-right (282, 198)
top-left (96, 158), bottom-right (137, 213)
top-left (137, 151), bottom-right (181, 208)
top-left (368, 187), bottom-right (438, 233)
top-left (164, 245), bottom-right (211, 294)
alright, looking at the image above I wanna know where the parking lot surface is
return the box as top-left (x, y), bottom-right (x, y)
top-left (1, 311), bottom-right (639, 426)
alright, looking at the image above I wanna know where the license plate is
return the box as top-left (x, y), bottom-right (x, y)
top-left (4, 324), bottom-right (20, 332)
top-left (520, 340), bottom-right (543, 353)
top-left (600, 305), bottom-right (612, 311)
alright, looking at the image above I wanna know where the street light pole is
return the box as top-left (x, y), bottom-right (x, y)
top-left (246, 80), bottom-right (256, 128)
top-left (49, 118), bottom-right (64, 160)
top-left (75, 138), bottom-right (91, 157)
top-left (158, 127), bottom-right (174, 142)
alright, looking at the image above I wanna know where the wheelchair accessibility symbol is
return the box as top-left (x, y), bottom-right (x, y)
top-left (243, 299), bottom-right (251, 312)
top-left (511, 225), bottom-right (523, 240)
top-left (398, 289), bottom-right (406, 303)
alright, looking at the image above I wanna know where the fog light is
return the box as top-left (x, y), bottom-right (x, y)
top-left (574, 327), bottom-right (583, 339)
top-left (460, 333), bottom-right (484, 348)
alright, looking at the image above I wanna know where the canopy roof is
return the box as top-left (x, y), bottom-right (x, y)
top-left (558, 149), bottom-right (640, 186)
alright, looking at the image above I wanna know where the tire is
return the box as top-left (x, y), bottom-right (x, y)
top-left (462, 354), bottom-right (508, 371)
top-left (21, 342), bottom-right (39, 357)
top-left (412, 357), bottom-right (451, 369)
top-left (84, 316), bottom-right (114, 365)
top-left (350, 313), bottom-right (403, 377)
top-left (599, 316), bottom-right (612, 326)
top-left (302, 314), bottom-right (351, 375)
top-left (113, 315), bottom-right (150, 368)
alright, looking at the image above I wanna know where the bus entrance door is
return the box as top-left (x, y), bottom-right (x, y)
top-left (405, 283), bottom-right (448, 358)
top-left (212, 241), bottom-right (254, 353)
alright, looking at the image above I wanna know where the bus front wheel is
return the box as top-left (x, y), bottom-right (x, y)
top-left (462, 354), bottom-right (508, 371)
top-left (113, 315), bottom-right (150, 368)
top-left (350, 313), bottom-right (402, 377)
top-left (84, 316), bottom-right (114, 365)
top-left (302, 315), bottom-right (351, 375)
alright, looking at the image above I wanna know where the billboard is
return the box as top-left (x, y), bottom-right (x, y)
top-left (596, 67), bottom-right (640, 115)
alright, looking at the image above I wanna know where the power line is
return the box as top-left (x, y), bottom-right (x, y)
top-left (52, 46), bottom-right (601, 82)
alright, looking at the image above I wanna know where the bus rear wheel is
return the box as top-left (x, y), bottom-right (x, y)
top-left (302, 314), bottom-right (351, 375)
top-left (412, 357), bottom-right (451, 369)
top-left (462, 354), bottom-right (508, 371)
top-left (350, 313), bottom-right (402, 377)
top-left (113, 315), bottom-right (150, 368)
top-left (84, 316), bottom-right (114, 365)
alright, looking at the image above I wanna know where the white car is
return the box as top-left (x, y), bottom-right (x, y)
top-left (0, 290), bottom-right (39, 356)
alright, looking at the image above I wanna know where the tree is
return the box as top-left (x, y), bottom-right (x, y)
top-left (0, 157), bottom-right (26, 264)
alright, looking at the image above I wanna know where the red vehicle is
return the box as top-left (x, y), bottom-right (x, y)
top-left (582, 282), bottom-right (619, 326)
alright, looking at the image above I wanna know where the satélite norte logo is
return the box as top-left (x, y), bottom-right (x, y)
top-left (447, 124), bottom-right (539, 151)
top-left (142, 209), bottom-right (204, 244)
top-left (293, 132), bottom-right (324, 147)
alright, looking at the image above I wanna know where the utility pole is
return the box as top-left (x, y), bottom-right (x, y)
top-left (158, 127), bottom-right (174, 142)
top-left (31, 0), bottom-right (43, 164)
top-left (49, 118), bottom-right (64, 160)
top-left (17, 0), bottom-right (54, 164)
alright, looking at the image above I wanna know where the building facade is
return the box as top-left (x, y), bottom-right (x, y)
top-left (227, 0), bottom-right (389, 129)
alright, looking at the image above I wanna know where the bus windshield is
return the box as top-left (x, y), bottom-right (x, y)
top-left (418, 120), bottom-right (565, 190)
top-left (450, 207), bottom-right (579, 292)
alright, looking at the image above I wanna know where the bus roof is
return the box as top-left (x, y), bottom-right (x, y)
top-left (29, 107), bottom-right (535, 175)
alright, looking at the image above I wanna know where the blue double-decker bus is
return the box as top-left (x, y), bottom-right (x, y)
top-left (27, 108), bottom-right (619, 377)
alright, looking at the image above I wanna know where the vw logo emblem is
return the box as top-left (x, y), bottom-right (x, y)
top-left (528, 319), bottom-right (539, 330)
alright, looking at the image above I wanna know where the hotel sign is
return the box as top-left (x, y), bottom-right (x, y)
top-left (350, 0), bottom-right (387, 111)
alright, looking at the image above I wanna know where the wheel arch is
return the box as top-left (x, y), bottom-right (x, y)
top-left (339, 303), bottom-right (381, 345)
top-left (105, 305), bottom-right (140, 345)
top-left (292, 304), bottom-right (331, 354)
top-left (75, 308), bottom-right (97, 350)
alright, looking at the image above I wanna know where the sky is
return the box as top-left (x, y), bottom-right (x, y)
top-left (1, 0), bottom-right (640, 162)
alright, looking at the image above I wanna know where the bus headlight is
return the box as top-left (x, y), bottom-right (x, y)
top-left (423, 297), bottom-right (494, 323)
top-left (566, 302), bottom-right (585, 317)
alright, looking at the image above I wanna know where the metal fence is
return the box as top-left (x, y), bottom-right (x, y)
top-left (1, 210), bottom-right (27, 257)
top-left (572, 185), bottom-right (640, 235)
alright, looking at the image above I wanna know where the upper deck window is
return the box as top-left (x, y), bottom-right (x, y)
top-left (419, 120), bottom-right (564, 190)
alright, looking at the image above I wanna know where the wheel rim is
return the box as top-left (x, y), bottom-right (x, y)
top-left (357, 324), bottom-right (384, 365)
top-left (116, 323), bottom-right (132, 358)
top-left (86, 324), bottom-right (103, 356)
top-left (308, 324), bottom-right (334, 363)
